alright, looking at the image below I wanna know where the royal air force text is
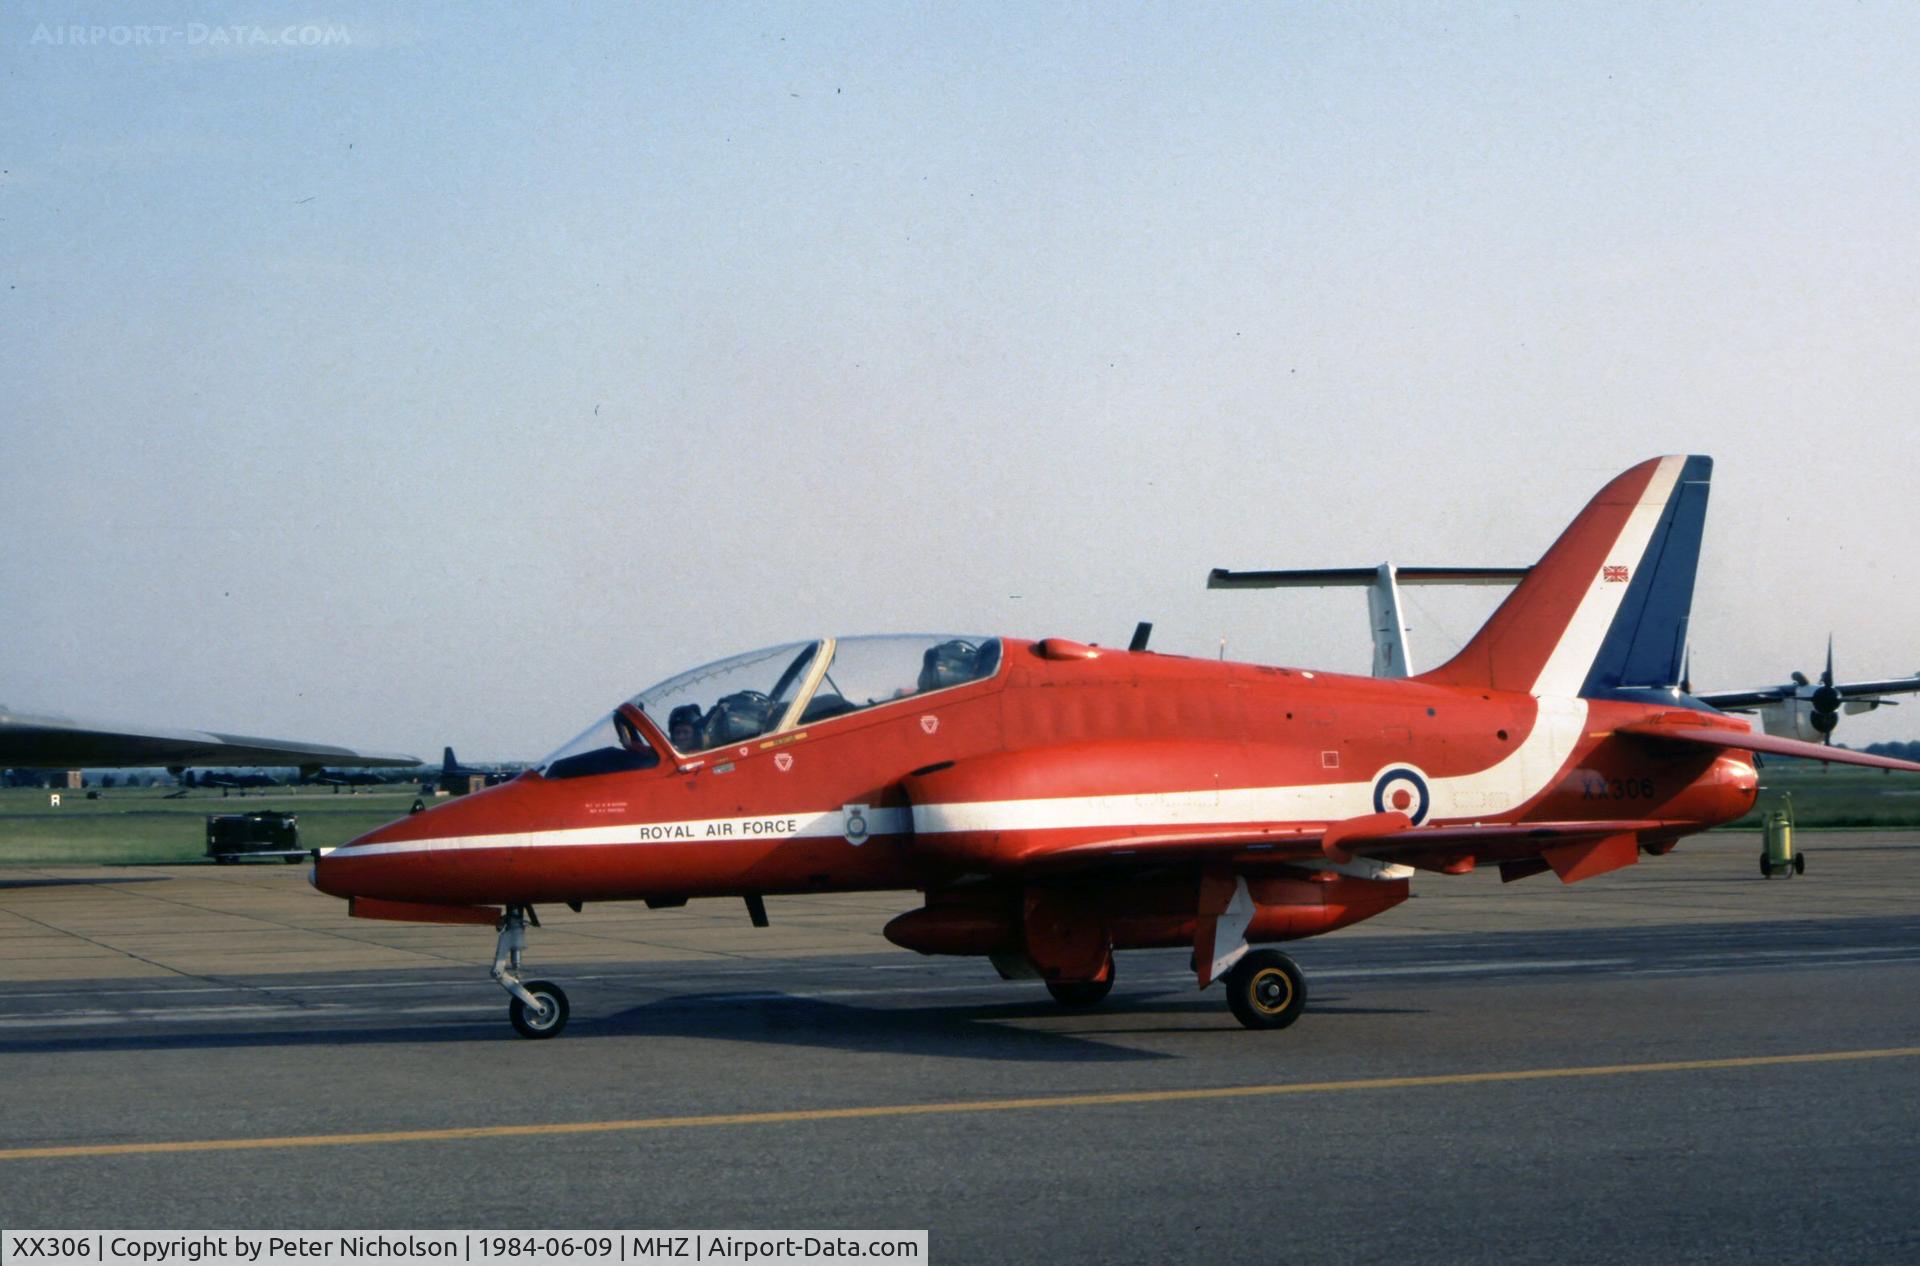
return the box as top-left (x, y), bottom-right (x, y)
top-left (631, 818), bottom-right (799, 842)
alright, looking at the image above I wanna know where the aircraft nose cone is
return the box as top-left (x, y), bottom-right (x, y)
top-left (311, 778), bottom-right (537, 903)
top-left (311, 809), bottom-right (425, 899)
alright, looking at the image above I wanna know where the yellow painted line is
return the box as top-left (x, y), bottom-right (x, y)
top-left (4, 1046), bottom-right (1916, 1163)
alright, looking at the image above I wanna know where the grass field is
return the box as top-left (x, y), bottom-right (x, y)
top-left (0, 785), bottom-right (423, 865)
top-left (1730, 759), bottom-right (1920, 829)
top-left (0, 757), bottom-right (1915, 866)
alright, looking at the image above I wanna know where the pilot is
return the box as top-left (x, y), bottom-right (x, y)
top-left (668, 705), bottom-right (702, 752)
top-left (917, 639), bottom-right (980, 692)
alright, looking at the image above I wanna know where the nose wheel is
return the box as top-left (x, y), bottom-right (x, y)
top-left (493, 906), bottom-right (571, 1039)
top-left (509, 979), bottom-right (570, 1039)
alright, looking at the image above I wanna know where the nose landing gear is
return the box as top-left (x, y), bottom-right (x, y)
top-left (493, 906), bottom-right (570, 1039)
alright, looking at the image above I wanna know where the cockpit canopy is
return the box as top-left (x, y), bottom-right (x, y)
top-left (536, 635), bottom-right (1002, 778)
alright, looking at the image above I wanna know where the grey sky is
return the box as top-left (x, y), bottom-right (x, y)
top-left (4, 2), bottom-right (1917, 760)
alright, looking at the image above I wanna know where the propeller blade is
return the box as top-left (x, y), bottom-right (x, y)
top-left (1823, 635), bottom-right (1834, 688)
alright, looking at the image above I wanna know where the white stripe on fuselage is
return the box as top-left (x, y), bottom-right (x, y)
top-left (322, 698), bottom-right (1591, 860)
top-left (1530, 455), bottom-right (1685, 698)
top-left (325, 808), bottom-right (912, 860)
top-left (911, 697), bottom-right (1588, 836)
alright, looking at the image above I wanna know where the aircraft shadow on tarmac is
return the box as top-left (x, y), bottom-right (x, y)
top-left (0, 989), bottom-right (1417, 1061)
top-left (593, 991), bottom-right (1177, 1060)
top-left (0, 875), bottom-right (173, 890)
top-left (592, 987), bottom-right (1413, 1051)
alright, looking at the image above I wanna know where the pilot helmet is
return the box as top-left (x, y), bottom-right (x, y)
top-left (918, 640), bottom-right (979, 692)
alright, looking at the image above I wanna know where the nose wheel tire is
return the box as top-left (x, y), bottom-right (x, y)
top-left (508, 979), bottom-right (570, 1039)
top-left (1225, 949), bottom-right (1306, 1030)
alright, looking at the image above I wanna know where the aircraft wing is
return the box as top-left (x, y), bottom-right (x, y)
top-left (1613, 719), bottom-right (1920, 772)
top-left (965, 815), bottom-right (1680, 885)
top-left (0, 708), bottom-right (421, 770)
top-left (1697, 675), bottom-right (1920, 710)
top-left (1694, 686), bottom-right (1792, 709)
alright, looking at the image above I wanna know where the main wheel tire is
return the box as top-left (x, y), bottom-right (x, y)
top-left (509, 979), bottom-right (570, 1039)
top-left (1225, 950), bottom-right (1307, 1031)
top-left (1794, 852), bottom-right (1806, 875)
top-left (1046, 971), bottom-right (1114, 1008)
top-left (1760, 854), bottom-right (1772, 878)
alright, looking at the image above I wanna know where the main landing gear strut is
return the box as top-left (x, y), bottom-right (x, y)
top-left (494, 906), bottom-right (569, 1039)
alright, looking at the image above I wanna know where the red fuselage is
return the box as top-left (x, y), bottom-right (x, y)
top-left (314, 638), bottom-right (1757, 931)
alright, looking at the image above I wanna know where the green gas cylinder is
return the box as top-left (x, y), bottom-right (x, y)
top-left (1760, 794), bottom-right (1805, 879)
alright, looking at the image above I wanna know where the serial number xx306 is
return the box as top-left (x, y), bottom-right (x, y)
top-left (1579, 774), bottom-right (1656, 800)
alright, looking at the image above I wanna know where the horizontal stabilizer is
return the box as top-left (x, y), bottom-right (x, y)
top-left (1616, 721), bottom-right (1920, 772)
top-left (1207, 566), bottom-right (1528, 589)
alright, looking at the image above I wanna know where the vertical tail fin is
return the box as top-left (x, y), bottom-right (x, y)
top-left (1418, 455), bottom-right (1712, 698)
top-left (443, 747), bottom-right (458, 772)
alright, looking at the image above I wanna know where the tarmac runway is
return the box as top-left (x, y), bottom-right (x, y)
top-left (2, 832), bottom-right (1917, 1263)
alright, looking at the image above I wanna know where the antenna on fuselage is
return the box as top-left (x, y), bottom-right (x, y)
top-left (1129, 622), bottom-right (1153, 652)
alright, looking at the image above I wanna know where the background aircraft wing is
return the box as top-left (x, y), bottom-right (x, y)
top-left (0, 708), bottom-right (421, 769)
top-left (1693, 685), bottom-right (1791, 709)
top-left (1693, 679), bottom-right (1920, 709)
top-left (1826, 675), bottom-right (1920, 700)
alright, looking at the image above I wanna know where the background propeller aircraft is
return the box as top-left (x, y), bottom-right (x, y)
top-left (312, 456), bottom-right (1920, 1038)
top-left (1689, 640), bottom-right (1920, 745)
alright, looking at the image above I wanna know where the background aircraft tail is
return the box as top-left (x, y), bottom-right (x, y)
top-left (443, 746), bottom-right (458, 772)
top-left (1417, 455), bottom-right (1712, 698)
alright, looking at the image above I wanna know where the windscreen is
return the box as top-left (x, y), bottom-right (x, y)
top-left (633, 641), bottom-right (821, 754)
top-left (536, 711), bottom-right (659, 779)
top-left (619, 635), bottom-right (1002, 758)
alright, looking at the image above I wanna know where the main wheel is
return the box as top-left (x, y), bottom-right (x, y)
top-left (1793, 852), bottom-right (1806, 875)
top-left (509, 979), bottom-right (570, 1039)
top-left (1046, 970), bottom-right (1114, 1008)
top-left (1225, 950), bottom-right (1307, 1031)
top-left (1759, 854), bottom-right (1772, 878)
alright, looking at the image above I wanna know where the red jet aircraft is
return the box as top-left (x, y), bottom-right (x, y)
top-left (314, 456), bottom-right (1920, 1037)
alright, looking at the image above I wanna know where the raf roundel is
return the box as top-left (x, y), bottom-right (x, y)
top-left (1371, 766), bottom-right (1432, 826)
